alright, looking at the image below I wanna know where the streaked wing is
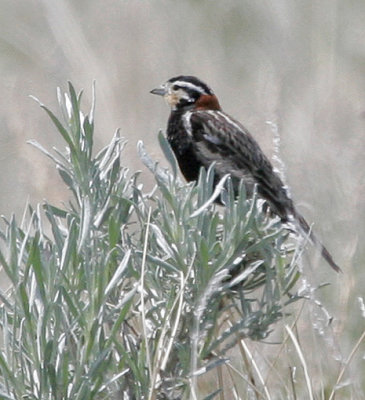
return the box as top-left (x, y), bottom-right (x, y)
top-left (189, 110), bottom-right (294, 219)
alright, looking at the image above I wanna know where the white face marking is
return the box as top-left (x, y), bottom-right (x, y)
top-left (164, 88), bottom-right (191, 110)
top-left (162, 80), bottom-right (210, 110)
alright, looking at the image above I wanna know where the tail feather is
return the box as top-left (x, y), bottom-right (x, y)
top-left (294, 212), bottom-right (341, 273)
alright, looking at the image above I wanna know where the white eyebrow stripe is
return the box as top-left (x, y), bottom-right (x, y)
top-left (172, 81), bottom-right (206, 93)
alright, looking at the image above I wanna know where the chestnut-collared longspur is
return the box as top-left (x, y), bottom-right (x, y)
top-left (151, 75), bottom-right (340, 272)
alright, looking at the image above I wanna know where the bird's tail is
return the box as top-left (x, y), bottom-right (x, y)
top-left (293, 212), bottom-right (341, 273)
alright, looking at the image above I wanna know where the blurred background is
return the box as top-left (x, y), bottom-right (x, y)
top-left (0, 0), bottom-right (364, 393)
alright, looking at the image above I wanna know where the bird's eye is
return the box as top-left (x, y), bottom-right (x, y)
top-left (172, 85), bottom-right (179, 91)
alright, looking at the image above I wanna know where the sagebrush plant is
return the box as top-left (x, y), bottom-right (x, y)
top-left (0, 83), bottom-right (302, 399)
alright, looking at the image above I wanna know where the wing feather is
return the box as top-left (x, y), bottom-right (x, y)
top-left (189, 110), bottom-right (294, 219)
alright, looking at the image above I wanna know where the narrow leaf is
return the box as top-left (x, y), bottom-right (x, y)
top-left (158, 130), bottom-right (177, 177)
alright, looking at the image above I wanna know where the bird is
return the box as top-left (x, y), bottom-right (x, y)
top-left (150, 75), bottom-right (340, 272)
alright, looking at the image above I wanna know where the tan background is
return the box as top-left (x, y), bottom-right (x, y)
top-left (0, 0), bottom-right (364, 385)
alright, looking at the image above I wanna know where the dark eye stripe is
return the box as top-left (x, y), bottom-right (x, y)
top-left (186, 88), bottom-right (201, 98)
top-left (172, 85), bottom-right (203, 100)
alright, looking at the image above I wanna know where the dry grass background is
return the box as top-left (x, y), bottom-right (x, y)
top-left (0, 0), bottom-right (364, 396)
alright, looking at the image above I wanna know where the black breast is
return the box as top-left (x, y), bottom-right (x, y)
top-left (166, 110), bottom-right (202, 182)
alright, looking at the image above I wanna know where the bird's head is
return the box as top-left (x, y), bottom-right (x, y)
top-left (150, 75), bottom-right (221, 111)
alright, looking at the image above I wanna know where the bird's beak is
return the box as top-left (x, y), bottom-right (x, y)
top-left (150, 86), bottom-right (166, 96)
